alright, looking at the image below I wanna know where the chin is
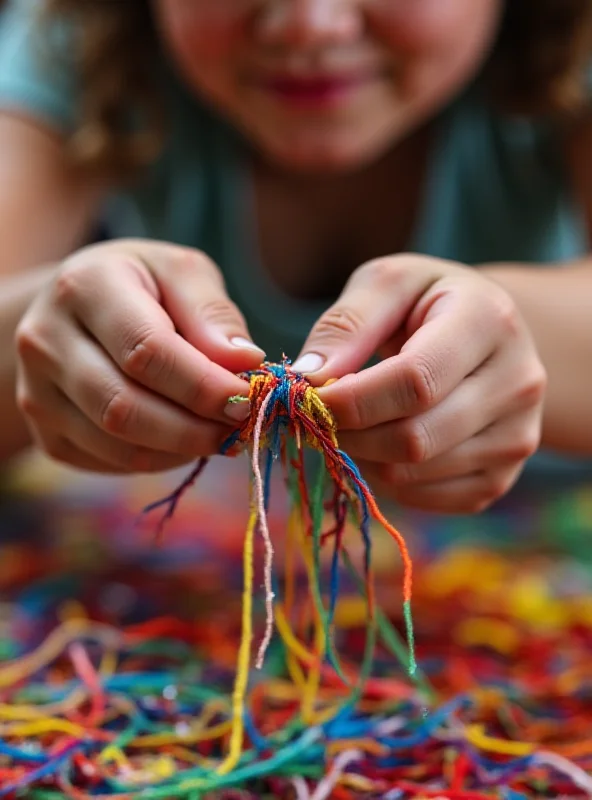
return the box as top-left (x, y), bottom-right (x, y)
top-left (255, 128), bottom-right (398, 175)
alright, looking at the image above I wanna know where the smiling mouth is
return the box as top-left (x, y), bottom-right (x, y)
top-left (257, 70), bottom-right (381, 107)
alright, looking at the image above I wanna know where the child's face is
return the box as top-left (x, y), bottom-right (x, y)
top-left (155, 0), bottom-right (501, 171)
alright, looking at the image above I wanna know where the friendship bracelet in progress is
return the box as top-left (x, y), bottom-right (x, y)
top-left (144, 359), bottom-right (418, 777)
top-left (0, 361), bottom-right (590, 797)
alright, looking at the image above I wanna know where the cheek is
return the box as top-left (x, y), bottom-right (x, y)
top-left (156, 0), bottom-right (246, 61)
top-left (372, 0), bottom-right (501, 101)
top-left (374, 0), bottom-right (501, 57)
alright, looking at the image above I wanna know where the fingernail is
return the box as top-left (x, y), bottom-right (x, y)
top-left (230, 336), bottom-right (265, 355)
top-left (292, 353), bottom-right (325, 374)
top-left (224, 399), bottom-right (251, 422)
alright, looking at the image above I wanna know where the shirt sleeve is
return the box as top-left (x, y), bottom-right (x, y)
top-left (0, 0), bottom-right (79, 131)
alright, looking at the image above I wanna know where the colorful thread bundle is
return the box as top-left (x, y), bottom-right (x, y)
top-left (144, 359), bottom-right (417, 776)
top-left (0, 361), bottom-right (590, 797)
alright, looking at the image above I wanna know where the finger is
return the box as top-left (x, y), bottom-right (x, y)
top-left (148, 247), bottom-right (267, 372)
top-left (337, 348), bottom-right (543, 462)
top-left (372, 410), bottom-right (540, 484)
top-left (292, 256), bottom-right (442, 382)
top-left (57, 251), bottom-right (256, 424)
top-left (358, 463), bottom-right (524, 514)
top-left (293, 256), bottom-right (497, 387)
top-left (318, 290), bottom-right (501, 430)
top-left (29, 428), bottom-right (137, 474)
top-left (50, 331), bottom-right (233, 455)
top-left (18, 370), bottom-right (197, 472)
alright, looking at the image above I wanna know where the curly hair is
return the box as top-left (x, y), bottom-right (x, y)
top-left (43, 0), bottom-right (592, 178)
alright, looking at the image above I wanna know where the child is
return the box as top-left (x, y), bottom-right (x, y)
top-left (0, 0), bottom-right (591, 517)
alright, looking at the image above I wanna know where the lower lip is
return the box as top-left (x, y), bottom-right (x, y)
top-left (260, 74), bottom-right (374, 108)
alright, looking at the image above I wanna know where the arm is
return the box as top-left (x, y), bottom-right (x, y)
top-left (482, 260), bottom-right (592, 454)
top-left (0, 113), bottom-right (103, 462)
top-left (481, 114), bottom-right (592, 455)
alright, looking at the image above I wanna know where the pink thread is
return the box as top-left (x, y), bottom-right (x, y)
top-left (291, 776), bottom-right (311, 800)
top-left (535, 751), bottom-right (592, 795)
top-left (252, 390), bottom-right (275, 670)
top-left (310, 749), bottom-right (363, 800)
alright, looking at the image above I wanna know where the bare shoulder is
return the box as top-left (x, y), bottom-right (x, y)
top-left (0, 112), bottom-right (106, 275)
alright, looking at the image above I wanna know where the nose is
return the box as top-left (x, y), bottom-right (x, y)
top-left (256, 0), bottom-right (362, 47)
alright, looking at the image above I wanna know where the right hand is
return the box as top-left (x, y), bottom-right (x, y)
top-left (15, 240), bottom-right (265, 473)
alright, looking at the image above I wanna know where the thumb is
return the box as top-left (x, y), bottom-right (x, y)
top-left (150, 245), bottom-right (266, 372)
top-left (292, 257), bottom-right (439, 384)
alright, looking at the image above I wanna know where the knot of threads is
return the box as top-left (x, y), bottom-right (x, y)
top-left (143, 358), bottom-right (416, 777)
top-left (223, 359), bottom-right (338, 458)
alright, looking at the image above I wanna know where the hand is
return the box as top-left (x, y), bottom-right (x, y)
top-left (15, 239), bottom-right (265, 473)
top-left (293, 255), bottom-right (546, 513)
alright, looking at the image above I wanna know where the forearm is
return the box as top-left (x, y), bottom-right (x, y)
top-left (482, 259), bottom-right (592, 455)
top-left (0, 267), bottom-right (55, 463)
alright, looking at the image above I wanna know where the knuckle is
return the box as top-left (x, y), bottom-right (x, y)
top-left (506, 428), bottom-right (541, 463)
top-left (199, 298), bottom-right (243, 328)
top-left (182, 370), bottom-right (224, 417)
top-left (401, 419), bottom-right (434, 464)
top-left (15, 321), bottom-right (50, 363)
top-left (312, 305), bottom-right (366, 343)
top-left (342, 376), bottom-right (373, 430)
top-left (53, 263), bottom-right (90, 306)
top-left (16, 389), bottom-right (44, 421)
top-left (491, 292), bottom-right (522, 338)
top-left (99, 386), bottom-right (136, 437)
top-left (358, 257), bottom-right (400, 288)
top-left (190, 249), bottom-right (223, 279)
top-left (517, 363), bottom-right (547, 407)
top-left (399, 353), bottom-right (441, 411)
top-left (121, 328), bottom-right (174, 384)
top-left (358, 254), bottom-right (421, 290)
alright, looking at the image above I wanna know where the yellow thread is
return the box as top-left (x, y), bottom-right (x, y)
top-left (275, 604), bottom-right (315, 666)
top-left (0, 687), bottom-right (86, 720)
top-left (0, 619), bottom-right (119, 688)
top-left (99, 649), bottom-right (118, 677)
top-left (455, 618), bottom-right (520, 655)
top-left (99, 745), bottom-right (131, 769)
top-left (310, 701), bottom-right (345, 726)
top-left (216, 500), bottom-right (257, 775)
top-left (465, 724), bottom-right (535, 756)
top-left (130, 720), bottom-right (232, 748)
top-left (284, 506), bottom-right (299, 621)
top-left (341, 773), bottom-right (376, 792)
top-left (328, 738), bottom-right (388, 757)
top-left (170, 747), bottom-right (216, 767)
top-left (256, 680), bottom-right (300, 702)
top-left (294, 519), bottom-right (327, 724)
top-left (333, 597), bottom-right (368, 628)
top-left (285, 651), bottom-right (307, 693)
top-left (58, 599), bottom-right (88, 624)
top-left (302, 613), bottom-right (325, 723)
top-left (1, 718), bottom-right (87, 738)
top-left (301, 385), bottom-right (338, 448)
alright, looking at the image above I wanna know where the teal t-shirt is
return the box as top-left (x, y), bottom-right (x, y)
top-left (1, 0), bottom-right (591, 486)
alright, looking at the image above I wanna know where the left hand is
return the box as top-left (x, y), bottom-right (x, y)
top-left (292, 254), bottom-right (546, 514)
